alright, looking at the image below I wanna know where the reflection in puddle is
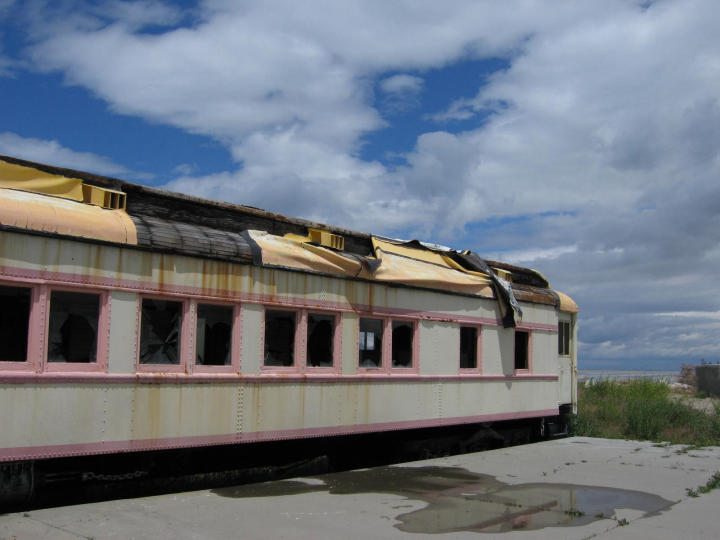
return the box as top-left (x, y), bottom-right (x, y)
top-left (213, 465), bottom-right (674, 534)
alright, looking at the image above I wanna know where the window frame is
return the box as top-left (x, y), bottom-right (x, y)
top-left (190, 299), bottom-right (241, 374)
top-left (513, 329), bottom-right (532, 374)
top-left (304, 310), bottom-right (341, 374)
top-left (0, 281), bottom-right (110, 373)
top-left (262, 307), bottom-right (342, 374)
top-left (42, 285), bottom-right (109, 373)
top-left (390, 318), bottom-right (417, 371)
top-left (357, 316), bottom-right (418, 374)
top-left (558, 320), bottom-right (572, 357)
top-left (136, 294), bottom-right (190, 374)
top-left (0, 281), bottom-right (41, 372)
top-left (261, 307), bottom-right (300, 372)
top-left (357, 316), bottom-right (385, 371)
top-left (458, 324), bottom-right (483, 374)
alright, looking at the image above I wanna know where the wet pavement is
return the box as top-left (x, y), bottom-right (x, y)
top-left (2, 437), bottom-right (720, 539)
top-left (214, 465), bottom-right (673, 534)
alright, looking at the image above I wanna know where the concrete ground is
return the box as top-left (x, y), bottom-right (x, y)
top-left (2, 437), bottom-right (720, 539)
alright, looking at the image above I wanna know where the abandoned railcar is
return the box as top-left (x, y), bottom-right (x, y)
top-left (0, 155), bottom-right (578, 502)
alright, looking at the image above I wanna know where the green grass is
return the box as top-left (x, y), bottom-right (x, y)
top-left (571, 379), bottom-right (720, 446)
top-left (686, 472), bottom-right (720, 497)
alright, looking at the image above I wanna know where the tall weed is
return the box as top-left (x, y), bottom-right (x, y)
top-left (573, 379), bottom-right (720, 445)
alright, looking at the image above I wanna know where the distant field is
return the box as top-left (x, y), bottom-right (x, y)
top-left (572, 379), bottom-right (720, 446)
top-left (578, 369), bottom-right (678, 382)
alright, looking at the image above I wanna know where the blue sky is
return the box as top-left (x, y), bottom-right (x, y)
top-left (1, 71), bottom-right (235, 181)
top-left (1, 0), bottom-right (719, 370)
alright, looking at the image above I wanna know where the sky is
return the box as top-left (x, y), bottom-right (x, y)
top-left (1, 0), bottom-right (719, 370)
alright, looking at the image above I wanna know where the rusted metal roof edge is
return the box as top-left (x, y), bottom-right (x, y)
top-left (0, 154), bottom-right (557, 297)
top-left (0, 154), bottom-right (372, 242)
top-left (0, 224), bottom-right (557, 308)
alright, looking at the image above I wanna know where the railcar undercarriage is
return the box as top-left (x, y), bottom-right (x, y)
top-left (1, 414), bottom-right (571, 512)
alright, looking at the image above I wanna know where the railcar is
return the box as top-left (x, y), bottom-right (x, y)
top-left (0, 155), bottom-right (578, 505)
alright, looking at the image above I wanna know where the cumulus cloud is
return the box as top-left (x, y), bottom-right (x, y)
top-left (3, 0), bottom-right (720, 367)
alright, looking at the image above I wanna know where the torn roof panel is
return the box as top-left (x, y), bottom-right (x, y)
top-left (0, 154), bottom-right (577, 314)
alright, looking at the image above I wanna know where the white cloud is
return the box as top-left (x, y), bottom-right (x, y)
top-left (380, 74), bottom-right (423, 95)
top-left (5, 0), bottom-right (720, 367)
top-left (89, 0), bottom-right (182, 30)
top-left (657, 311), bottom-right (720, 320)
top-left (0, 132), bottom-right (151, 179)
top-left (171, 162), bottom-right (198, 176)
top-left (492, 245), bottom-right (578, 265)
top-left (378, 74), bottom-right (424, 114)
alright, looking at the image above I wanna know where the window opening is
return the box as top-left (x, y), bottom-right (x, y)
top-left (0, 285), bottom-right (31, 362)
top-left (307, 313), bottom-right (334, 367)
top-left (460, 326), bottom-right (478, 369)
top-left (514, 330), bottom-right (529, 370)
top-left (558, 321), bottom-right (571, 356)
top-left (48, 291), bottom-right (99, 363)
top-left (196, 304), bottom-right (233, 366)
top-left (264, 310), bottom-right (296, 366)
top-left (139, 298), bottom-right (182, 364)
top-left (359, 318), bottom-right (383, 368)
top-left (391, 321), bottom-right (413, 368)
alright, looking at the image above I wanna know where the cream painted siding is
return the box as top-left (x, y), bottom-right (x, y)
top-left (498, 327), bottom-right (517, 376)
top-left (480, 326), bottom-right (504, 375)
top-left (1, 386), bottom-right (106, 448)
top-left (107, 291), bottom-right (139, 374)
top-left (393, 287), bottom-right (501, 322)
top-left (128, 385), bottom-right (239, 441)
top-left (341, 312), bottom-right (358, 375)
top-left (532, 331), bottom-right (556, 374)
top-left (419, 320), bottom-right (458, 375)
top-left (0, 228), bottom-right (575, 461)
top-left (241, 303), bottom-right (264, 374)
top-left (522, 303), bottom-right (557, 326)
top-left (0, 378), bottom-right (564, 452)
top-left (0, 230), bottom-right (556, 334)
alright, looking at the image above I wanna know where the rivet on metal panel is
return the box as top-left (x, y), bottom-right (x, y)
top-left (102, 387), bottom-right (107, 439)
top-left (253, 383), bottom-right (262, 431)
top-left (438, 382), bottom-right (444, 418)
top-left (236, 385), bottom-right (244, 440)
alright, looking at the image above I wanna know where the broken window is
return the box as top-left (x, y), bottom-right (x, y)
top-left (139, 298), bottom-right (182, 364)
top-left (264, 310), bottom-right (295, 366)
top-left (558, 321), bottom-right (571, 356)
top-left (47, 291), bottom-right (99, 363)
top-left (460, 326), bottom-right (478, 369)
top-left (196, 304), bottom-right (233, 366)
top-left (0, 285), bottom-right (31, 363)
top-left (514, 330), bottom-right (529, 371)
top-left (359, 318), bottom-right (382, 368)
top-left (391, 321), bottom-right (413, 368)
top-left (307, 313), bottom-right (334, 367)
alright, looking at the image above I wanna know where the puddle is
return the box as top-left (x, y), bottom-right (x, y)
top-left (213, 465), bottom-right (674, 533)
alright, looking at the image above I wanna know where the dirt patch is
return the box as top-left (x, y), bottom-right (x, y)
top-left (669, 394), bottom-right (719, 415)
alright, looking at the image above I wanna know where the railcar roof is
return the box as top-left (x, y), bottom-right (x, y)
top-left (0, 154), bottom-right (577, 315)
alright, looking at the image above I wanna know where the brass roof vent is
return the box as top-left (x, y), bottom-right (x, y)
top-left (82, 184), bottom-right (126, 210)
top-left (308, 228), bottom-right (344, 251)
